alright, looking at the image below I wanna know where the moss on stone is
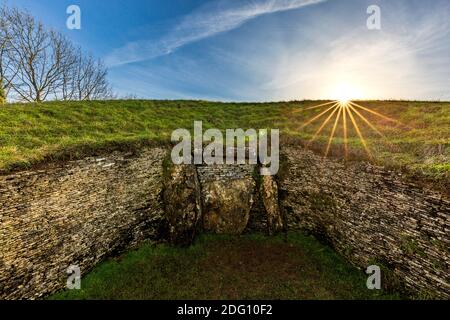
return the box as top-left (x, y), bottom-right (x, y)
top-left (400, 235), bottom-right (426, 257)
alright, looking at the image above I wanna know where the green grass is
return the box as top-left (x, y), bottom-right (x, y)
top-left (0, 100), bottom-right (448, 188)
top-left (49, 232), bottom-right (402, 300)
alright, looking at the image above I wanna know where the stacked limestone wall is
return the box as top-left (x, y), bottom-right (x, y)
top-left (1, 145), bottom-right (448, 299)
top-left (280, 146), bottom-right (450, 298)
top-left (0, 148), bottom-right (166, 299)
top-left (196, 164), bottom-right (255, 184)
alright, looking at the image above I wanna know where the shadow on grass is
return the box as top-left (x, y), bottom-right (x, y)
top-left (49, 232), bottom-right (403, 300)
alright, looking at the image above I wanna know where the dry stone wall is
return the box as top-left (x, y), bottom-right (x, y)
top-left (196, 164), bottom-right (255, 184)
top-left (280, 146), bottom-right (450, 298)
top-left (1, 144), bottom-right (448, 299)
top-left (0, 148), bottom-right (166, 299)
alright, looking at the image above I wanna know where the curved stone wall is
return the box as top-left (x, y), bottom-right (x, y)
top-left (0, 148), bottom-right (166, 299)
top-left (1, 145), bottom-right (448, 299)
top-left (280, 146), bottom-right (449, 299)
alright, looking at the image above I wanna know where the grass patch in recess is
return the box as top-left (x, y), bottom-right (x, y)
top-left (49, 232), bottom-right (402, 300)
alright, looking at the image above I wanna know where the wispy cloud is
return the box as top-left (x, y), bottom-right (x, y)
top-left (260, 3), bottom-right (450, 101)
top-left (108, 0), bottom-right (450, 101)
top-left (105, 0), bottom-right (325, 67)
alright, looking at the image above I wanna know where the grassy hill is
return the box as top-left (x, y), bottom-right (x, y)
top-left (0, 100), bottom-right (448, 189)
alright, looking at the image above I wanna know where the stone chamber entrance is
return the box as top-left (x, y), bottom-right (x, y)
top-left (162, 153), bottom-right (284, 246)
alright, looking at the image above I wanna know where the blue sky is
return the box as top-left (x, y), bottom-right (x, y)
top-left (7, 0), bottom-right (450, 101)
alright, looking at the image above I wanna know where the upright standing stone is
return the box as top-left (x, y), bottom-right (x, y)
top-left (260, 175), bottom-right (283, 234)
top-left (162, 164), bottom-right (202, 246)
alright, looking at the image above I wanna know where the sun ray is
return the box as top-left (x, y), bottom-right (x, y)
top-left (300, 102), bottom-right (340, 129)
top-left (325, 105), bottom-right (343, 157)
top-left (342, 104), bottom-right (349, 159)
top-left (348, 104), bottom-right (398, 152)
top-left (292, 100), bottom-right (337, 113)
top-left (347, 104), bottom-right (387, 139)
top-left (349, 101), bottom-right (401, 125)
top-left (303, 100), bottom-right (338, 111)
top-left (296, 91), bottom-right (402, 160)
top-left (347, 106), bottom-right (372, 159)
top-left (307, 104), bottom-right (340, 146)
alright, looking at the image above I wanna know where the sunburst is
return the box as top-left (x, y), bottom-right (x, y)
top-left (299, 99), bottom-right (401, 159)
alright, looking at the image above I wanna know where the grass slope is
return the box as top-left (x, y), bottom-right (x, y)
top-left (49, 232), bottom-right (401, 300)
top-left (0, 100), bottom-right (448, 187)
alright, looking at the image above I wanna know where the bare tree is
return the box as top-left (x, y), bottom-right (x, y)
top-left (1, 6), bottom-right (112, 103)
top-left (77, 55), bottom-right (112, 100)
top-left (3, 8), bottom-right (77, 102)
top-left (0, 78), bottom-right (5, 104)
top-left (62, 48), bottom-right (112, 101)
top-left (0, 6), bottom-right (17, 101)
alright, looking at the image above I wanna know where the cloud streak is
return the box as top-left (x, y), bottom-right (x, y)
top-left (105, 0), bottom-right (325, 67)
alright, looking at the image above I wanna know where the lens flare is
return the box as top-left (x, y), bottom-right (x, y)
top-left (332, 83), bottom-right (362, 105)
top-left (297, 97), bottom-right (401, 159)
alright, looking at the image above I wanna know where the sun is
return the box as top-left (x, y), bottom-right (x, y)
top-left (295, 85), bottom-right (402, 160)
top-left (332, 83), bottom-right (362, 104)
top-left (339, 97), bottom-right (350, 105)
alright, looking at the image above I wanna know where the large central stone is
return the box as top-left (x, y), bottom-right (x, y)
top-left (202, 179), bottom-right (255, 234)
